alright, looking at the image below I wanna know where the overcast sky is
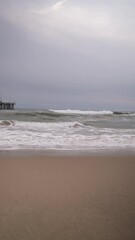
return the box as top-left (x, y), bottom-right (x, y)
top-left (0, 0), bottom-right (135, 110)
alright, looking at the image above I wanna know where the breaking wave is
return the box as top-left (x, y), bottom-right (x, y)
top-left (0, 120), bottom-right (135, 151)
top-left (0, 108), bottom-right (135, 151)
top-left (0, 120), bottom-right (15, 127)
top-left (69, 122), bottom-right (85, 128)
top-left (1, 109), bottom-right (135, 122)
top-left (50, 109), bottom-right (114, 115)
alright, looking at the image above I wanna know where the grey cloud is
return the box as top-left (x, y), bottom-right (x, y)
top-left (0, 0), bottom-right (135, 110)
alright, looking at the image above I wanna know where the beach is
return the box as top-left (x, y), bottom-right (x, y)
top-left (0, 153), bottom-right (135, 240)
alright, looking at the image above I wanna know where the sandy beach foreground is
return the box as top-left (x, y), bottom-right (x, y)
top-left (0, 153), bottom-right (135, 240)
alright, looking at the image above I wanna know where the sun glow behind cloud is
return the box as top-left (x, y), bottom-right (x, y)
top-left (52, 0), bottom-right (68, 11)
top-left (31, 0), bottom-right (68, 15)
top-left (29, 2), bottom-right (135, 46)
top-left (0, 0), bottom-right (135, 47)
top-left (28, 3), bottom-right (118, 44)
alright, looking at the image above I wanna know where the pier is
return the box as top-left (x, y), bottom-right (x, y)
top-left (0, 101), bottom-right (15, 110)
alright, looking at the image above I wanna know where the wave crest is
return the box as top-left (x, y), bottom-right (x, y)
top-left (69, 122), bottom-right (84, 128)
top-left (0, 120), bottom-right (15, 127)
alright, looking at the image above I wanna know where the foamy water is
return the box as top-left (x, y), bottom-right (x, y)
top-left (0, 109), bottom-right (135, 151)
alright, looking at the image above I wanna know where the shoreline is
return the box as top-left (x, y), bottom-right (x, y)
top-left (1, 147), bottom-right (135, 158)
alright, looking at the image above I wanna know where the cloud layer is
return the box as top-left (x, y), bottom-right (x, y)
top-left (0, 0), bottom-right (135, 109)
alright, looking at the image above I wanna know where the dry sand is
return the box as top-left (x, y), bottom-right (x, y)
top-left (0, 153), bottom-right (135, 240)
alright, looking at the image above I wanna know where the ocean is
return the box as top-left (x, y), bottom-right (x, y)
top-left (0, 109), bottom-right (135, 153)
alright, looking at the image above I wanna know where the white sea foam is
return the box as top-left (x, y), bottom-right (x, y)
top-left (50, 109), bottom-right (113, 115)
top-left (0, 120), bottom-right (135, 151)
top-left (0, 120), bottom-right (15, 127)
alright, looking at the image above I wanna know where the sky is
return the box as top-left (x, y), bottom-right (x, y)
top-left (0, 0), bottom-right (135, 110)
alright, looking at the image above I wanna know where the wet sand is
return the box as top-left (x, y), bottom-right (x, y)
top-left (0, 154), bottom-right (135, 240)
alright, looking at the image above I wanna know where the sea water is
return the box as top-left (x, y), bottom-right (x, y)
top-left (0, 109), bottom-right (135, 153)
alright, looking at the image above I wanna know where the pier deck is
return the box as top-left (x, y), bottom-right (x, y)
top-left (0, 101), bottom-right (15, 110)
